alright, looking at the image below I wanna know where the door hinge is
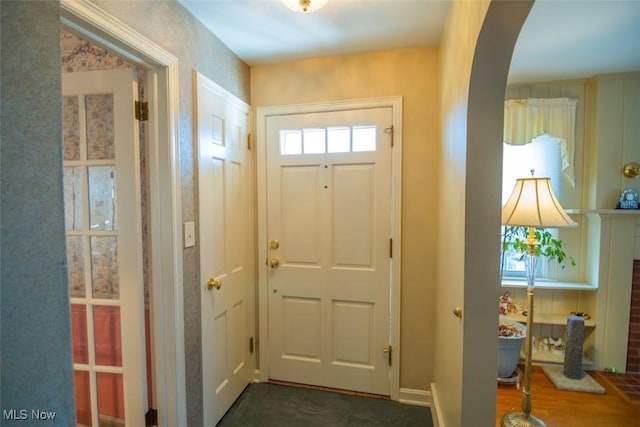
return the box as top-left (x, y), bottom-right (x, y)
top-left (385, 126), bottom-right (394, 147)
top-left (389, 238), bottom-right (393, 259)
top-left (248, 133), bottom-right (253, 150)
top-left (135, 100), bottom-right (149, 121)
top-left (249, 336), bottom-right (254, 354)
top-left (145, 407), bottom-right (158, 426)
top-left (384, 345), bottom-right (392, 366)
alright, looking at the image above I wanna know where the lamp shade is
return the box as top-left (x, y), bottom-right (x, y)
top-left (501, 177), bottom-right (577, 228)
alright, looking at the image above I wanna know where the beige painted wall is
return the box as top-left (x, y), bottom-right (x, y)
top-left (587, 73), bottom-right (640, 209)
top-left (251, 47), bottom-right (440, 390)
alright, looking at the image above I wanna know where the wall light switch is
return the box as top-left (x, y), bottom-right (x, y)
top-left (184, 221), bottom-right (196, 248)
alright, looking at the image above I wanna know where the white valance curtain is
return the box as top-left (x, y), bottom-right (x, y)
top-left (503, 97), bottom-right (578, 185)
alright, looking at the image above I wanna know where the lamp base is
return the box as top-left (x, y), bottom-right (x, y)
top-left (501, 412), bottom-right (546, 427)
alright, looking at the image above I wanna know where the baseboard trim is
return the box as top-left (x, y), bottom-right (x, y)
top-left (430, 382), bottom-right (443, 427)
top-left (398, 387), bottom-right (432, 407)
top-left (253, 370), bottom-right (432, 407)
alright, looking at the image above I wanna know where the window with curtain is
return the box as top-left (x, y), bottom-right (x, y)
top-left (501, 134), bottom-right (562, 276)
top-left (501, 97), bottom-right (577, 277)
top-left (503, 97), bottom-right (577, 185)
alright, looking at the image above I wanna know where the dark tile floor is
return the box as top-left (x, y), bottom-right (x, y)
top-left (216, 383), bottom-right (433, 426)
top-left (595, 371), bottom-right (640, 402)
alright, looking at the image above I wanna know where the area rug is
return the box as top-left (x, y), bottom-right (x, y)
top-left (542, 366), bottom-right (605, 394)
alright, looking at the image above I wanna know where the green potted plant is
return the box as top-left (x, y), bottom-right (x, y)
top-left (501, 226), bottom-right (576, 270)
top-left (498, 226), bottom-right (575, 379)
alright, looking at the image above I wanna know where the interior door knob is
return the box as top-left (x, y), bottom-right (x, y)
top-left (452, 307), bottom-right (463, 318)
top-left (269, 258), bottom-right (280, 269)
top-left (206, 278), bottom-right (222, 290)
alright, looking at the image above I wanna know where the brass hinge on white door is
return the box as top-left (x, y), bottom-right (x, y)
top-left (384, 345), bottom-right (392, 366)
top-left (135, 100), bottom-right (149, 121)
top-left (248, 133), bottom-right (253, 150)
top-left (249, 336), bottom-right (254, 354)
top-left (385, 126), bottom-right (394, 147)
top-left (389, 238), bottom-right (393, 259)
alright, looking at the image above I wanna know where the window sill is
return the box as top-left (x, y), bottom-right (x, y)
top-left (501, 277), bottom-right (596, 290)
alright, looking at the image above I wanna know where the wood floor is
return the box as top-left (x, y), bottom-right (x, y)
top-left (496, 366), bottom-right (640, 427)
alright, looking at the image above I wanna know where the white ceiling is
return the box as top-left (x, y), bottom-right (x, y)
top-left (179, 0), bottom-right (640, 84)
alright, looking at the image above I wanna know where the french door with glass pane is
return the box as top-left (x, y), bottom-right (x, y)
top-left (62, 69), bottom-right (147, 426)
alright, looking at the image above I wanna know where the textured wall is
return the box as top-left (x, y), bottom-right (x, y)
top-left (0, 1), bottom-right (76, 425)
top-left (88, 2), bottom-right (250, 425)
top-left (0, 1), bottom-right (250, 426)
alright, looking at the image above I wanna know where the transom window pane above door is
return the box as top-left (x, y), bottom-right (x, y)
top-left (279, 125), bottom-right (377, 155)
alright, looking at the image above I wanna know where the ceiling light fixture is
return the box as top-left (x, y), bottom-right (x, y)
top-left (281, 0), bottom-right (328, 13)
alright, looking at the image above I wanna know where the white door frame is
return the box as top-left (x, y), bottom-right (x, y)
top-left (256, 97), bottom-right (402, 400)
top-left (60, 1), bottom-right (186, 425)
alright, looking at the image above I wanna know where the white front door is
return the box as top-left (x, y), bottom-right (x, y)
top-left (196, 72), bottom-right (254, 426)
top-left (265, 107), bottom-right (394, 395)
top-left (62, 69), bottom-right (147, 426)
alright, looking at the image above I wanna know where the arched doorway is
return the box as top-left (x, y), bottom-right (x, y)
top-left (433, 1), bottom-right (534, 426)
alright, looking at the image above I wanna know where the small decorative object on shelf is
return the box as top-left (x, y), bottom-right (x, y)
top-left (499, 292), bottom-right (523, 315)
top-left (616, 188), bottom-right (639, 209)
top-left (499, 292), bottom-right (511, 315)
top-left (570, 311), bottom-right (590, 319)
top-left (549, 337), bottom-right (565, 355)
top-left (532, 336), bottom-right (565, 354)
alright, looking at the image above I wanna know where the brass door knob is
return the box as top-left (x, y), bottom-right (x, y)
top-left (452, 307), bottom-right (463, 318)
top-left (206, 278), bottom-right (222, 290)
top-left (623, 162), bottom-right (640, 178)
top-left (269, 258), bottom-right (280, 269)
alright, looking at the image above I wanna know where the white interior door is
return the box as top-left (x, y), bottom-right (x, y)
top-left (196, 72), bottom-right (253, 426)
top-left (62, 69), bottom-right (147, 426)
top-left (265, 107), bottom-right (393, 395)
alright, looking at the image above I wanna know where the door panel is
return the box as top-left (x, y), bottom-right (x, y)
top-left (332, 164), bottom-right (375, 267)
top-left (281, 165), bottom-right (322, 264)
top-left (266, 107), bottom-right (392, 395)
top-left (196, 72), bottom-right (253, 426)
top-left (62, 69), bottom-right (146, 426)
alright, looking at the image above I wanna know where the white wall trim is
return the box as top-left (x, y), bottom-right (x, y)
top-left (255, 96), bottom-right (403, 400)
top-left (60, 1), bottom-right (186, 426)
top-left (398, 387), bottom-right (432, 407)
top-left (430, 382), bottom-right (443, 427)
